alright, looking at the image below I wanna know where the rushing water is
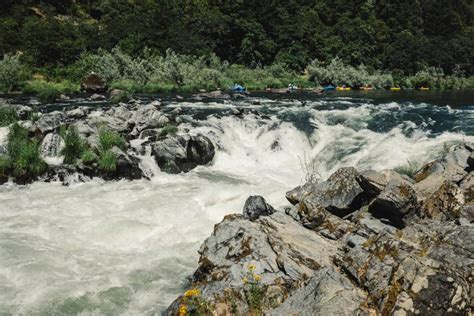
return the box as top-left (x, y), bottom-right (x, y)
top-left (0, 92), bottom-right (473, 315)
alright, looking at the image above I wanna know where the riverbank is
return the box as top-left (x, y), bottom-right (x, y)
top-left (2, 51), bottom-right (474, 102)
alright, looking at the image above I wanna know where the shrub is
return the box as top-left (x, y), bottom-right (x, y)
top-left (0, 53), bottom-right (31, 92)
top-left (98, 149), bottom-right (117, 172)
top-left (0, 107), bottom-right (18, 126)
top-left (98, 127), bottom-right (125, 152)
top-left (60, 126), bottom-right (85, 164)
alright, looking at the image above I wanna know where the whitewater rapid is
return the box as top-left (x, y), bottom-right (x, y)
top-left (0, 96), bottom-right (473, 314)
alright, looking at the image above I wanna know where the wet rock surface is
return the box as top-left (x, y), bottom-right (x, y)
top-left (167, 144), bottom-right (473, 315)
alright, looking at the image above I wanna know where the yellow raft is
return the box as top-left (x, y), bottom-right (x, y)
top-left (336, 86), bottom-right (352, 91)
top-left (419, 87), bottom-right (430, 91)
top-left (390, 87), bottom-right (401, 91)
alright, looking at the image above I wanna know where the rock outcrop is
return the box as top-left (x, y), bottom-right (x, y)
top-left (167, 144), bottom-right (473, 316)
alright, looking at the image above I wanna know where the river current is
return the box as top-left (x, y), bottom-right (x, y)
top-left (0, 92), bottom-right (473, 315)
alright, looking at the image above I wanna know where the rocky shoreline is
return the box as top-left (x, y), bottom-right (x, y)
top-left (166, 144), bottom-right (473, 315)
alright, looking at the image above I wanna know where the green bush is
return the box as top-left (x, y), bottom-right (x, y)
top-left (394, 160), bottom-right (421, 179)
top-left (98, 149), bottom-right (117, 172)
top-left (110, 90), bottom-right (133, 104)
top-left (60, 126), bottom-right (85, 164)
top-left (0, 53), bottom-right (31, 92)
top-left (0, 107), bottom-right (18, 126)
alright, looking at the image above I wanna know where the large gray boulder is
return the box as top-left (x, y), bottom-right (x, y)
top-left (151, 134), bottom-right (215, 173)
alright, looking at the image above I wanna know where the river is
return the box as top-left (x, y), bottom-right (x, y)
top-left (0, 91), bottom-right (473, 315)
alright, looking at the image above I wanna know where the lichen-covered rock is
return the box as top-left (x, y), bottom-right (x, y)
top-left (268, 267), bottom-right (369, 315)
top-left (242, 195), bottom-right (275, 221)
top-left (420, 181), bottom-right (465, 220)
top-left (286, 167), bottom-right (366, 217)
top-left (368, 178), bottom-right (418, 228)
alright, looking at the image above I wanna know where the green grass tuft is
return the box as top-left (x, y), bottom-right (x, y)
top-left (60, 126), bottom-right (85, 164)
top-left (98, 149), bottom-right (117, 172)
top-left (98, 127), bottom-right (125, 152)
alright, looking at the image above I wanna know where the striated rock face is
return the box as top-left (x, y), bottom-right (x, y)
top-left (167, 144), bottom-right (473, 315)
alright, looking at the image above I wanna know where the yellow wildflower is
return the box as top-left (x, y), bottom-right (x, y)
top-left (178, 304), bottom-right (188, 316)
top-left (184, 289), bottom-right (201, 297)
top-left (248, 264), bottom-right (256, 271)
top-left (243, 277), bottom-right (248, 284)
top-left (254, 274), bottom-right (261, 282)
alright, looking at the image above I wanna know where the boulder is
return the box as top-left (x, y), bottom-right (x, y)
top-left (242, 195), bottom-right (275, 221)
top-left (80, 73), bottom-right (107, 93)
top-left (358, 169), bottom-right (414, 198)
top-left (30, 111), bottom-right (66, 134)
top-left (129, 104), bottom-right (169, 136)
top-left (151, 134), bottom-right (215, 173)
top-left (420, 181), bottom-right (465, 220)
top-left (414, 144), bottom-right (472, 201)
top-left (66, 107), bottom-right (90, 120)
top-left (102, 147), bottom-right (144, 180)
top-left (286, 167), bottom-right (366, 218)
top-left (368, 178), bottom-right (418, 228)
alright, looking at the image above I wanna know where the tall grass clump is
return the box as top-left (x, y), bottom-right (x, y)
top-left (7, 123), bottom-right (47, 177)
top-left (0, 53), bottom-right (31, 92)
top-left (0, 107), bottom-right (18, 126)
top-left (96, 126), bottom-right (125, 172)
top-left (0, 156), bottom-right (12, 175)
top-left (60, 126), bottom-right (85, 164)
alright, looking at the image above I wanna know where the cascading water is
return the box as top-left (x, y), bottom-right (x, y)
top-left (0, 94), bottom-right (473, 315)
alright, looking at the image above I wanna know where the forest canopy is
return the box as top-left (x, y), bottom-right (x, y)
top-left (0, 0), bottom-right (473, 76)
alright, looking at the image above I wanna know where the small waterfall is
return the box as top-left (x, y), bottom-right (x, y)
top-left (40, 132), bottom-right (65, 165)
top-left (129, 137), bottom-right (161, 178)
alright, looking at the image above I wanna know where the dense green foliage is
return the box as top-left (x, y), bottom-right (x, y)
top-left (6, 123), bottom-right (47, 177)
top-left (1, 0), bottom-right (472, 76)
